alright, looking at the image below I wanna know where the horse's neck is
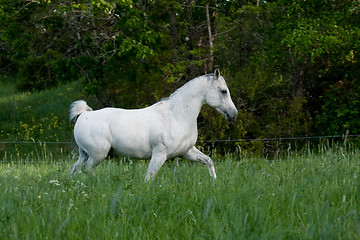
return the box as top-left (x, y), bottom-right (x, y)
top-left (168, 77), bottom-right (208, 122)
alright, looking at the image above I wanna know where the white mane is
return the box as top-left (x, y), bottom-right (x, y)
top-left (164, 73), bottom-right (215, 101)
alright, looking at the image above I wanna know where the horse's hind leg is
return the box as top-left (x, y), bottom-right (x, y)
top-left (70, 148), bottom-right (87, 175)
top-left (84, 144), bottom-right (111, 173)
top-left (84, 155), bottom-right (107, 173)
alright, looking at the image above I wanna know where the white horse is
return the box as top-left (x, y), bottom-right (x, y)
top-left (70, 69), bottom-right (237, 181)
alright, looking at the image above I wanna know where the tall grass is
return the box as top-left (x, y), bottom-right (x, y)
top-left (1, 145), bottom-right (359, 239)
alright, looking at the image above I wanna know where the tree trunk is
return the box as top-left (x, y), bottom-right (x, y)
top-left (169, 9), bottom-right (178, 51)
top-left (206, 3), bottom-right (214, 72)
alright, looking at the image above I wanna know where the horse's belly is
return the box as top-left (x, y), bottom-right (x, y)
top-left (111, 137), bottom-right (152, 159)
top-left (110, 121), bottom-right (154, 159)
top-left (112, 146), bottom-right (152, 159)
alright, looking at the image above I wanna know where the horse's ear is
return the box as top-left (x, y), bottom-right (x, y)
top-left (214, 69), bottom-right (220, 80)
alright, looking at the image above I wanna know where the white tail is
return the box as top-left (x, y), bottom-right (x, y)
top-left (69, 100), bottom-right (93, 122)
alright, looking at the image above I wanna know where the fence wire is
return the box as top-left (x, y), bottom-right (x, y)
top-left (200, 134), bottom-right (360, 143)
top-left (1, 134), bottom-right (359, 164)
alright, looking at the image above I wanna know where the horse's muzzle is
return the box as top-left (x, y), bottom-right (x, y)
top-left (225, 109), bottom-right (238, 123)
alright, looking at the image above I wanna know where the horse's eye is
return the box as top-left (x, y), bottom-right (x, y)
top-left (221, 89), bottom-right (227, 95)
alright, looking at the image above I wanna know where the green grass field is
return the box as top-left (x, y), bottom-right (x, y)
top-left (0, 80), bottom-right (81, 144)
top-left (1, 147), bottom-right (359, 239)
top-left (1, 80), bottom-right (359, 239)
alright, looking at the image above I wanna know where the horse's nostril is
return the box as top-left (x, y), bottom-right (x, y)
top-left (225, 112), bottom-right (236, 123)
top-left (228, 109), bottom-right (238, 122)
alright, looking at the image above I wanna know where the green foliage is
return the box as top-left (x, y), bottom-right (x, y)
top-left (16, 50), bottom-right (74, 91)
top-left (318, 80), bottom-right (360, 135)
top-left (1, 0), bottom-right (360, 146)
top-left (1, 147), bottom-right (360, 239)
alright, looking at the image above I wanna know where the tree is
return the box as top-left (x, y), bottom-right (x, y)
top-left (1, 0), bottom-right (360, 149)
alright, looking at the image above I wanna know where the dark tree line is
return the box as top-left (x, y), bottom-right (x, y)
top-left (1, 0), bottom-right (360, 152)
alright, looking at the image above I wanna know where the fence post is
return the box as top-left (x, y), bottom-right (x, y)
top-left (344, 129), bottom-right (350, 145)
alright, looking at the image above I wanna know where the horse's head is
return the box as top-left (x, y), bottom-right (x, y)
top-left (205, 69), bottom-right (238, 122)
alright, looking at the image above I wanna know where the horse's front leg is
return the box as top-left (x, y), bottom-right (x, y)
top-left (145, 146), bottom-right (167, 181)
top-left (183, 146), bottom-right (217, 179)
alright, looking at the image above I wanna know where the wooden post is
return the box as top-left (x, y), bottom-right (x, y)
top-left (344, 129), bottom-right (349, 145)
